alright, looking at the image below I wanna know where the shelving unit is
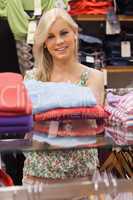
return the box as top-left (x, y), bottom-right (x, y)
top-left (0, 178), bottom-right (133, 199)
top-left (74, 14), bottom-right (133, 22)
top-left (0, 129), bottom-right (132, 152)
top-left (103, 66), bottom-right (133, 73)
top-left (74, 14), bottom-right (133, 87)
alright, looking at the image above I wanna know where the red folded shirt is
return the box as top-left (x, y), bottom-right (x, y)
top-left (34, 105), bottom-right (109, 121)
top-left (68, 0), bottom-right (112, 15)
top-left (34, 121), bottom-right (105, 136)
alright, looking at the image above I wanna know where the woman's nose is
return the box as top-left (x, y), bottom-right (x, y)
top-left (56, 36), bottom-right (64, 44)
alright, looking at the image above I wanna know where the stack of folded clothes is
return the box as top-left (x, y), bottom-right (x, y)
top-left (79, 34), bottom-right (105, 69)
top-left (24, 79), bottom-right (108, 148)
top-left (0, 73), bottom-right (33, 134)
top-left (105, 88), bottom-right (133, 145)
top-left (68, 0), bottom-right (113, 15)
top-left (116, 0), bottom-right (133, 15)
top-left (103, 33), bottom-right (133, 66)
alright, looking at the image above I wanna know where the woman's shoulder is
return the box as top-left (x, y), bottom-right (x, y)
top-left (80, 65), bottom-right (104, 105)
top-left (80, 65), bottom-right (103, 79)
top-left (80, 64), bottom-right (104, 88)
top-left (24, 68), bottom-right (38, 80)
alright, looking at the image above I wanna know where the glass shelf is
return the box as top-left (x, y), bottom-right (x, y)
top-left (0, 126), bottom-right (132, 152)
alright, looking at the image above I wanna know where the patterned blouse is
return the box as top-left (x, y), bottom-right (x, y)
top-left (23, 68), bottom-right (98, 179)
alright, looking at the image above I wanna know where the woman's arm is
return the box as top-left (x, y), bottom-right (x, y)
top-left (87, 69), bottom-right (105, 106)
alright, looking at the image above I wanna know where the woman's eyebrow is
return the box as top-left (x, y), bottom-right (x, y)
top-left (60, 28), bottom-right (68, 32)
top-left (47, 32), bottom-right (54, 36)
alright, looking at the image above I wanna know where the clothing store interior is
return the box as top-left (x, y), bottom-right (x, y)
top-left (0, 0), bottom-right (133, 199)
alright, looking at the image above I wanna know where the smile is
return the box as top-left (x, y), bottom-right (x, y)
top-left (55, 46), bottom-right (67, 51)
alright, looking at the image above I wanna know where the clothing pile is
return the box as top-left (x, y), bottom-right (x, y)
top-left (105, 88), bottom-right (133, 145)
top-left (68, 0), bottom-right (113, 16)
top-left (116, 0), bottom-right (133, 15)
top-left (103, 33), bottom-right (133, 67)
top-left (79, 34), bottom-right (105, 69)
top-left (24, 79), bottom-right (108, 148)
top-left (0, 73), bottom-right (33, 134)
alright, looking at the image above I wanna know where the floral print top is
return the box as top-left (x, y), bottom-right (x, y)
top-left (23, 68), bottom-right (99, 179)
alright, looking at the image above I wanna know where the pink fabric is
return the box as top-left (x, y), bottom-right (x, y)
top-left (118, 92), bottom-right (133, 114)
top-left (0, 72), bottom-right (32, 114)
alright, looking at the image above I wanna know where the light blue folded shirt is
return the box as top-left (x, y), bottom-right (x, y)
top-left (33, 132), bottom-right (96, 148)
top-left (24, 80), bottom-right (96, 114)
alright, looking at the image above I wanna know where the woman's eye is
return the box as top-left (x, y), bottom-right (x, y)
top-left (61, 31), bottom-right (69, 36)
top-left (47, 35), bottom-right (54, 40)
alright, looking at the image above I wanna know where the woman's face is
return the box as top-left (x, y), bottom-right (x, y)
top-left (45, 18), bottom-right (76, 61)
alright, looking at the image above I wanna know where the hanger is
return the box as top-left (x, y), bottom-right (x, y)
top-left (115, 151), bottom-right (133, 177)
top-left (99, 148), bottom-right (125, 178)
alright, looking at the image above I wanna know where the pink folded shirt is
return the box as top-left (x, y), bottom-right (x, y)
top-left (0, 72), bottom-right (32, 114)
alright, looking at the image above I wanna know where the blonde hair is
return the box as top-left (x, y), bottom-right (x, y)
top-left (33, 8), bottom-right (79, 81)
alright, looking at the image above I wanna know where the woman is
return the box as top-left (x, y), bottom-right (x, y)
top-left (23, 8), bottom-right (104, 187)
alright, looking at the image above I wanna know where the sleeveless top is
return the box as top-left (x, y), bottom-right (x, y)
top-left (23, 68), bottom-right (98, 179)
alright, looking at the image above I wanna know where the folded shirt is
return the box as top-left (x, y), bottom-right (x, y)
top-left (34, 105), bottom-right (108, 121)
top-left (24, 80), bottom-right (96, 114)
top-left (34, 120), bottom-right (104, 137)
top-left (32, 132), bottom-right (96, 148)
top-left (0, 115), bottom-right (33, 126)
top-left (0, 125), bottom-right (33, 134)
top-left (0, 72), bottom-right (22, 83)
top-left (0, 72), bottom-right (32, 114)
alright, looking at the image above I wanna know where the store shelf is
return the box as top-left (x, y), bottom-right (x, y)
top-left (102, 66), bottom-right (133, 73)
top-left (0, 178), bottom-right (132, 199)
top-left (74, 14), bottom-right (133, 21)
top-left (0, 130), bottom-right (132, 152)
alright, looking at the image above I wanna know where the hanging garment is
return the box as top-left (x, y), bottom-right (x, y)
top-left (0, 18), bottom-right (20, 73)
top-left (16, 40), bottom-right (34, 75)
top-left (0, 169), bottom-right (14, 186)
top-left (1, 152), bottom-right (25, 185)
top-left (0, 0), bottom-right (7, 17)
top-left (4, 0), bottom-right (69, 40)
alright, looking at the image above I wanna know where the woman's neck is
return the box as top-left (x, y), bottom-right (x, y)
top-left (52, 58), bottom-right (79, 74)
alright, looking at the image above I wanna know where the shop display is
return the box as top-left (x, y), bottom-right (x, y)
top-left (0, 0), bottom-right (132, 198)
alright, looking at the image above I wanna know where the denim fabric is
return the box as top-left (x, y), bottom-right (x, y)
top-left (79, 34), bottom-right (102, 45)
top-left (103, 34), bottom-right (133, 66)
top-left (79, 34), bottom-right (104, 68)
top-left (116, 0), bottom-right (133, 15)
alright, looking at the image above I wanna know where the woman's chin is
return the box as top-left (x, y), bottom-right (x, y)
top-left (55, 54), bottom-right (70, 61)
